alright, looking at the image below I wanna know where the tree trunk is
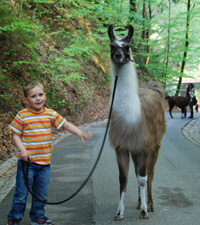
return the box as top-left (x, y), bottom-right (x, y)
top-left (130, 0), bottom-right (136, 13)
top-left (145, 0), bottom-right (152, 65)
top-left (142, 0), bottom-right (146, 40)
top-left (176, 0), bottom-right (191, 96)
top-left (163, 0), bottom-right (171, 87)
top-left (130, 0), bottom-right (137, 24)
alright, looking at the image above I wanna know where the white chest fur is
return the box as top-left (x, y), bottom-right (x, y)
top-left (111, 61), bottom-right (141, 125)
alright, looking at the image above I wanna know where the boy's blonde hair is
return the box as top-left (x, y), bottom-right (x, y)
top-left (23, 80), bottom-right (44, 97)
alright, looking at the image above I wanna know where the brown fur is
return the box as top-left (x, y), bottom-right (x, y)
top-left (166, 96), bottom-right (189, 119)
top-left (108, 24), bottom-right (166, 220)
top-left (167, 95), bottom-right (197, 119)
top-left (109, 87), bottom-right (166, 153)
top-left (109, 84), bottom-right (166, 218)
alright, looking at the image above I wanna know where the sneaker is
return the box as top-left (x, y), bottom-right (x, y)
top-left (7, 220), bottom-right (20, 225)
top-left (31, 217), bottom-right (55, 225)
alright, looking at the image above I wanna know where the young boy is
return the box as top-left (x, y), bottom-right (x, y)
top-left (7, 80), bottom-right (92, 225)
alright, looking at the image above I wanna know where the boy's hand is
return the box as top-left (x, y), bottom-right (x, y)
top-left (20, 149), bottom-right (30, 162)
top-left (13, 133), bottom-right (30, 162)
top-left (63, 122), bottom-right (93, 143)
top-left (80, 131), bottom-right (93, 143)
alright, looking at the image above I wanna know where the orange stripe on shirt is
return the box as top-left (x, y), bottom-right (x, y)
top-left (10, 107), bottom-right (66, 165)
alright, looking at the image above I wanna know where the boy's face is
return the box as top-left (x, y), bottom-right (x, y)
top-left (24, 85), bottom-right (46, 113)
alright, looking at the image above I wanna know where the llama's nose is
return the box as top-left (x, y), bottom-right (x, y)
top-left (115, 50), bottom-right (123, 58)
top-left (116, 53), bottom-right (123, 58)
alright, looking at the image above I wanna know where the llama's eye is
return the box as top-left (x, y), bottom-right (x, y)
top-left (110, 45), bottom-right (115, 52)
top-left (124, 46), bottom-right (130, 52)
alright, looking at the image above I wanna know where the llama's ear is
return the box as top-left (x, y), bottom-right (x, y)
top-left (108, 24), bottom-right (116, 42)
top-left (124, 24), bottom-right (134, 43)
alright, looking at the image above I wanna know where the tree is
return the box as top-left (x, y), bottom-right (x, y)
top-left (176, 0), bottom-right (191, 96)
top-left (145, 0), bottom-right (152, 65)
top-left (130, 0), bottom-right (136, 13)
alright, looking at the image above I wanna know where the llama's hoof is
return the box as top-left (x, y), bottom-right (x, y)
top-left (148, 204), bottom-right (154, 212)
top-left (114, 213), bottom-right (124, 221)
top-left (140, 210), bottom-right (149, 219)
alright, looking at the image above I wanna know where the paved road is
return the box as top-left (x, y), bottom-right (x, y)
top-left (0, 113), bottom-right (200, 225)
top-left (93, 112), bottom-right (200, 225)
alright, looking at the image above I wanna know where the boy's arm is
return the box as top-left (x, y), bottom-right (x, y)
top-left (13, 133), bottom-right (30, 161)
top-left (62, 122), bottom-right (92, 143)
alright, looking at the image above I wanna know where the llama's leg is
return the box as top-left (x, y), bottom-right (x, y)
top-left (137, 153), bottom-right (149, 219)
top-left (147, 150), bottom-right (159, 212)
top-left (168, 101), bottom-right (175, 118)
top-left (169, 106), bottom-right (174, 118)
top-left (131, 153), bottom-right (141, 209)
top-left (115, 148), bottom-right (129, 221)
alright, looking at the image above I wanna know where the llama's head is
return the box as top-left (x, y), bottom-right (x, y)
top-left (108, 24), bottom-right (134, 64)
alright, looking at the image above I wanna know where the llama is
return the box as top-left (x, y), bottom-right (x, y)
top-left (108, 24), bottom-right (166, 220)
top-left (166, 83), bottom-right (197, 119)
top-left (166, 95), bottom-right (190, 119)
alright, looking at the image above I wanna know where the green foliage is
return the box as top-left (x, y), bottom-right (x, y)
top-left (1, 0), bottom-right (200, 114)
top-left (0, 21), bottom-right (41, 34)
top-left (45, 83), bottom-right (67, 110)
top-left (0, 73), bottom-right (17, 109)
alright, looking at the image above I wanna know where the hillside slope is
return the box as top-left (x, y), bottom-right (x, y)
top-left (0, 2), bottom-right (110, 161)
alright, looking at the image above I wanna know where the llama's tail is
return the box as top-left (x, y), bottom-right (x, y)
top-left (142, 81), bottom-right (167, 100)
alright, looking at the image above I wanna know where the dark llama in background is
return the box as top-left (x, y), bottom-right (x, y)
top-left (108, 24), bottom-right (166, 220)
top-left (166, 95), bottom-right (190, 119)
top-left (166, 83), bottom-right (197, 119)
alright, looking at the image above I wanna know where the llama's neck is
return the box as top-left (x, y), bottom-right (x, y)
top-left (111, 60), bottom-right (141, 124)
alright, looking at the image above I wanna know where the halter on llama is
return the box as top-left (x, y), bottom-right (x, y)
top-left (108, 24), bottom-right (166, 220)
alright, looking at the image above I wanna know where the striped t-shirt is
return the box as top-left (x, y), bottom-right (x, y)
top-left (9, 107), bottom-right (66, 165)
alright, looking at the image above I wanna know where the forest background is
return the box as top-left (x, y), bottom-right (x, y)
top-left (0, 0), bottom-right (200, 161)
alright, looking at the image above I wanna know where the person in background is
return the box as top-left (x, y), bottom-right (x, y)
top-left (7, 80), bottom-right (92, 225)
top-left (195, 103), bottom-right (199, 113)
top-left (187, 83), bottom-right (195, 119)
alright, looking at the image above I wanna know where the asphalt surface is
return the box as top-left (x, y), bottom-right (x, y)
top-left (92, 112), bottom-right (200, 225)
top-left (0, 112), bottom-right (200, 225)
top-left (0, 122), bottom-right (101, 225)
